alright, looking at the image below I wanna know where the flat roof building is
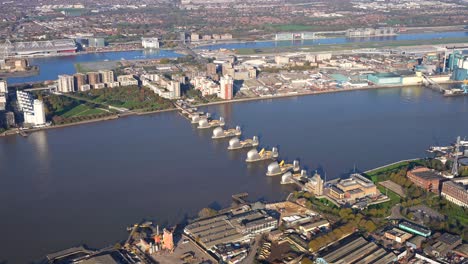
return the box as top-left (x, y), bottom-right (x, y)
top-left (398, 221), bottom-right (431, 237)
top-left (441, 180), bottom-right (468, 208)
top-left (407, 167), bottom-right (444, 193)
top-left (316, 236), bottom-right (396, 264)
top-left (384, 228), bottom-right (413, 243)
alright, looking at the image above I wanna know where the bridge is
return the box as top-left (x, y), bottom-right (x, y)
top-left (46, 245), bottom-right (94, 262)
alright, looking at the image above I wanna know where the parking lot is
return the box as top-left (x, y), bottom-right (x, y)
top-left (151, 235), bottom-right (215, 264)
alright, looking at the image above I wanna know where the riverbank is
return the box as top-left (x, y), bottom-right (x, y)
top-left (2, 81), bottom-right (458, 138)
top-left (0, 66), bottom-right (39, 78)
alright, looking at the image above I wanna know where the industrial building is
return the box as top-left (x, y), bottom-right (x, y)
top-left (441, 180), bottom-right (468, 208)
top-left (398, 221), bottom-right (431, 237)
top-left (16, 91), bottom-right (46, 126)
top-left (316, 236), bottom-right (396, 264)
top-left (384, 228), bottom-right (413, 243)
top-left (184, 209), bottom-right (278, 250)
top-left (448, 50), bottom-right (468, 81)
top-left (1, 39), bottom-right (76, 57)
top-left (142, 38), bottom-right (160, 49)
top-left (367, 72), bottom-right (402, 85)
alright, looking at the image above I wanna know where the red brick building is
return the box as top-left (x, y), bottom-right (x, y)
top-left (406, 167), bottom-right (444, 193)
top-left (441, 181), bottom-right (468, 208)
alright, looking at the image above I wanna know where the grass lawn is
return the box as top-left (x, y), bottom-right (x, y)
top-left (365, 161), bottom-right (411, 183)
top-left (61, 104), bottom-right (107, 118)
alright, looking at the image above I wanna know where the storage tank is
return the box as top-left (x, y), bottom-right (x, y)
top-left (267, 161), bottom-right (281, 175)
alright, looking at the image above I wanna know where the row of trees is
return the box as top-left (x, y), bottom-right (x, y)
top-left (308, 222), bottom-right (357, 252)
top-left (76, 86), bottom-right (174, 111)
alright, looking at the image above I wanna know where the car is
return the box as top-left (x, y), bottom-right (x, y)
top-left (182, 239), bottom-right (189, 244)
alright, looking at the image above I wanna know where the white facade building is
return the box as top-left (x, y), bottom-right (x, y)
top-left (16, 91), bottom-right (46, 126)
top-left (142, 38), bottom-right (160, 49)
top-left (57, 74), bottom-right (75, 93)
top-left (117, 75), bottom-right (138, 87)
top-left (141, 74), bottom-right (181, 99)
top-left (0, 79), bottom-right (7, 110)
top-left (191, 76), bottom-right (220, 96)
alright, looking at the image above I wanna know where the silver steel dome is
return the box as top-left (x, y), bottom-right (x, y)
top-left (229, 137), bottom-right (241, 148)
top-left (246, 149), bottom-right (261, 161)
top-left (198, 118), bottom-right (209, 128)
top-left (267, 161), bottom-right (281, 174)
top-left (212, 127), bottom-right (224, 137)
top-left (192, 115), bottom-right (200, 122)
top-left (281, 172), bottom-right (293, 184)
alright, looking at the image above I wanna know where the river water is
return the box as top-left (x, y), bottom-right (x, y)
top-left (1, 86), bottom-right (468, 263)
top-left (6, 30), bottom-right (468, 85)
top-left (196, 31), bottom-right (468, 50)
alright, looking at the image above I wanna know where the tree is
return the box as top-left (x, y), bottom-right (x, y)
top-left (198, 207), bottom-right (218, 218)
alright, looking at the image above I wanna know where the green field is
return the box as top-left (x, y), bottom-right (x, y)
top-left (61, 104), bottom-right (107, 118)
